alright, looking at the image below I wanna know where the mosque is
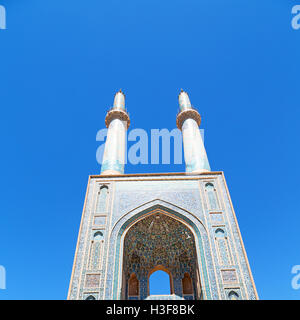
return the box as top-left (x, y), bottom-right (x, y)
top-left (67, 90), bottom-right (258, 300)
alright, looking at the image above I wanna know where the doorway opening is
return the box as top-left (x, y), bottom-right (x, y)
top-left (121, 211), bottom-right (201, 300)
top-left (149, 269), bottom-right (171, 295)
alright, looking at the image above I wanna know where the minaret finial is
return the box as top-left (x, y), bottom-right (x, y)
top-left (113, 89), bottom-right (125, 110)
top-left (178, 89), bottom-right (192, 111)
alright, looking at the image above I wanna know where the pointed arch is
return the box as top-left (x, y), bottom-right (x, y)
top-left (228, 290), bottom-right (239, 300)
top-left (128, 273), bottom-right (139, 298)
top-left (122, 213), bottom-right (198, 299)
top-left (96, 185), bottom-right (108, 213)
top-left (93, 231), bottom-right (104, 240)
top-left (148, 266), bottom-right (173, 295)
top-left (108, 200), bottom-right (213, 300)
top-left (205, 183), bottom-right (219, 210)
top-left (182, 272), bottom-right (193, 295)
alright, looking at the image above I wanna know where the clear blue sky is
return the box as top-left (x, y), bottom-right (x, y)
top-left (0, 0), bottom-right (299, 300)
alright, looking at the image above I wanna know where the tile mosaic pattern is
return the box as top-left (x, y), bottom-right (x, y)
top-left (67, 173), bottom-right (257, 300)
top-left (123, 213), bottom-right (198, 299)
top-left (85, 274), bottom-right (100, 288)
top-left (110, 202), bottom-right (214, 300)
top-left (221, 270), bottom-right (238, 284)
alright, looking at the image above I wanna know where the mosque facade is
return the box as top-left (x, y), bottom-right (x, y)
top-left (67, 91), bottom-right (258, 300)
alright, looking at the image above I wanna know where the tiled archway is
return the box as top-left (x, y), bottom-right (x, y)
top-left (122, 213), bottom-right (200, 300)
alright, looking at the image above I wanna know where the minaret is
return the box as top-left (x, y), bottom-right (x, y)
top-left (176, 90), bottom-right (210, 173)
top-left (101, 90), bottom-right (130, 175)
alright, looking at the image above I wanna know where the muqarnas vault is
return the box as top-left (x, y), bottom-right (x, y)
top-left (67, 90), bottom-right (258, 300)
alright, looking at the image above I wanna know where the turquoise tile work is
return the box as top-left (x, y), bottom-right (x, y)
top-left (111, 204), bottom-right (212, 300)
top-left (68, 173), bottom-right (258, 300)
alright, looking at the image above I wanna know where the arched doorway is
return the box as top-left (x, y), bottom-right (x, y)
top-left (122, 212), bottom-right (201, 300)
top-left (128, 273), bottom-right (139, 299)
top-left (149, 266), bottom-right (173, 295)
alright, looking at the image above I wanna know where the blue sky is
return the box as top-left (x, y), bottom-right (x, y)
top-left (0, 0), bottom-right (299, 300)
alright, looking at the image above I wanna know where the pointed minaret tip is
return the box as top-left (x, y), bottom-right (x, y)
top-left (113, 89), bottom-right (125, 110)
top-left (178, 89), bottom-right (192, 111)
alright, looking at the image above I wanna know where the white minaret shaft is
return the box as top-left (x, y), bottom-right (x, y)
top-left (101, 90), bottom-right (130, 175)
top-left (176, 90), bottom-right (210, 173)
